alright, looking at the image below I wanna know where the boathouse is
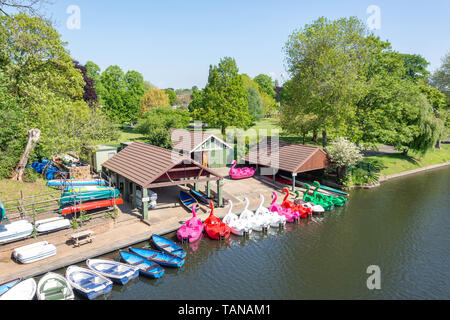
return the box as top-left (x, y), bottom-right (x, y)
top-left (102, 141), bottom-right (224, 220)
top-left (171, 129), bottom-right (233, 168)
top-left (243, 139), bottom-right (330, 191)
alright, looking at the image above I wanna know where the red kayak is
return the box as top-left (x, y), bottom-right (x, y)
top-left (203, 201), bottom-right (231, 240)
top-left (60, 198), bottom-right (123, 215)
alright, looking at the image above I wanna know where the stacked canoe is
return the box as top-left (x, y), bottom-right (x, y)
top-left (59, 186), bottom-right (123, 215)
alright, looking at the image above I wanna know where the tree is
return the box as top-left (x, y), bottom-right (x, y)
top-left (0, 13), bottom-right (85, 108)
top-left (254, 74), bottom-right (276, 99)
top-left (431, 52), bottom-right (450, 104)
top-left (136, 106), bottom-right (190, 148)
top-left (73, 60), bottom-right (98, 107)
top-left (140, 87), bottom-right (170, 114)
top-left (247, 87), bottom-right (264, 122)
top-left (0, 0), bottom-right (49, 16)
top-left (284, 17), bottom-right (370, 147)
top-left (165, 88), bottom-right (177, 106)
top-left (123, 70), bottom-right (145, 124)
top-left (400, 53), bottom-right (430, 82)
top-left (190, 57), bottom-right (252, 134)
top-left (326, 137), bottom-right (363, 181)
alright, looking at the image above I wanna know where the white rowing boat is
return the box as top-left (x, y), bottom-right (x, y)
top-left (13, 241), bottom-right (57, 264)
top-left (0, 278), bottom-right (36, 300)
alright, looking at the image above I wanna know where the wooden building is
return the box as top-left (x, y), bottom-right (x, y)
top-left (243, 139), bottom-right (330, 190)
top-left (102, 142), bottom-right (224, 220)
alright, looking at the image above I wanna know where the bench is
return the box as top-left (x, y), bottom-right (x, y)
top-left (70, 230), bottom-right (95, 248)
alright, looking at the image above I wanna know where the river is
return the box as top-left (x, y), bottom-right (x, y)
top-left (50, 166), bottom-right (450, 299)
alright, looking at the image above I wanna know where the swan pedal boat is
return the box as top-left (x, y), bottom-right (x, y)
top-left (269, 192), bottom-right (296, 223)
top-left (229, 160), bottom-right (256, 180)
top-left (86, 259), bottom-right (139, 285)
top-left (255, 194), bottom-right (286, 228)
top-left (177, 204), bottom-right (204, 243)
top-left (203, 201), bottom-right (231, 240)
top-left (240, 197), bottom-right (270, 232)
top-left (223, 200), bottom-right (252, 236)
top-left (119, 251), bottom-right (165, 279)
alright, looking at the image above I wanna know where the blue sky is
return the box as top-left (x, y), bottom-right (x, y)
top-left (44, 0), bottom-right (450, 89)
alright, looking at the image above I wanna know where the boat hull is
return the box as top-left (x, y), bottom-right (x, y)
top-left (13, 241), bottom-right (57, 264)
top-left (0, 278), bottom-right (36, 300)
top-left (151, 235), bottom-right (186, 259)
top-left (66, 266), bottom-right (113, 300)
top-left (60, 198), bottom-right (123, 215)
top-left (37, 272), bottom-right (74, 300)
top-left (180, 191), bottom-right (200, 214)
top-left (119, 251), bottom-right (165, 279)
top-left (86, 259), bottom-right (139, 285)
top-left (129, 247), bottom-right (185, 268)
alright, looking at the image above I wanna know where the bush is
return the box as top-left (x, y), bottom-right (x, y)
top-left (22, 168), bottom-right (41, 183)
top-left (350, 159), bottom-right (385, 185)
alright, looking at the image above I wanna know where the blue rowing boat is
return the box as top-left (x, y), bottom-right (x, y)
top-left (151, 234), bottom-right (186, 259)
top-left (119, 251), bottom-right (165, 279)
top-left (129, 247), bottom-right (185, 268)
top-left (47, 179), bottom-right (106, 187)
top-left (189, 188), bottom-right (209, 204)
top-left (86, 259), bottom-right (139, 285)
top-left (65, 266), bottom-right (113, 300)
top-left (0, 278), bottom-right (21, 297)
top-left (180, 191), bottom-right (199, 214)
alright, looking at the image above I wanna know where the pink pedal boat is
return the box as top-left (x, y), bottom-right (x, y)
top-left (229, 160), bottom-right (256, 180)
top-left (177, 204), bottom-right (204, 243)
top-left (269, 192), bottom-right (296, 223)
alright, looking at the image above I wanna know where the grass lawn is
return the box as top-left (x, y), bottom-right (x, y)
top-left (365, 144), bottom-right (450, 176)
top-left (101, 127), bottom-right (148, 148)
top-left (0, 178), bottom-right (57, 213)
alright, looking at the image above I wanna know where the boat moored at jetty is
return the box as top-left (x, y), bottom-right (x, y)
top-left (0, 278), bottom-right (36, 300)
top-left (86, 259), bottom-right (139, 285)
top-left (129, 247), bottom-right (185, 268)
top-left (37, 273), bottom-right (74, 300)
top-left (119, 251), bottom-right (165, 279)
top-left (151, 234), bottom-right (186, 259)
top-left (66, 266), bottom-right (113, 300)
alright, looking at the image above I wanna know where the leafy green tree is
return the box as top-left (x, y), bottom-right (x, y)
top-left (431, 53), bottom-right (450, 99)
top-left (140, 87), bottom-right (170, 114)
top-left (284, 17), bottom-right (370, 147)
top-left (254, 74), bottom-right (276, 99)
top-left (0, 13), bottom-right (85, 108)
top-left (96, 65), bottom-right (126, 121)
top-left (165, 88), bottom-right (177, 106)
top-left (247, 87), bottom-right (264, 122)
top-left (190, 57), bottom-right (252, 134)
top-left (279, 79), bottom-right (320, 144)
top-left (400, 53), bottom-right (430, 82)
top-left (123, 70), bottom-right (145, 124)
top-left (136, 106), bottom-right (190, 148)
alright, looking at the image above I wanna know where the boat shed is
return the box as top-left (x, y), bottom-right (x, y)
top-left (102, 141), bottom-right (224, 220)
top-left (171, 129), bottom-right (233, 168)
top-left (243, 139), bottom-right (330, 191)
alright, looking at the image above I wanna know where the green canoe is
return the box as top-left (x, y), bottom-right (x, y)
top-left (59, 188), bottom-right (121, 207)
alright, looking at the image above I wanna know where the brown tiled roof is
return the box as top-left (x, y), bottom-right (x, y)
top-left (243, 139), bottom-right (329, 173)
top-left (102, 141), bottom-right (222, 188)
top-left (171, 129), bottom-right (232, 153)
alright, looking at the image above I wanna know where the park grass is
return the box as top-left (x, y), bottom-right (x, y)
top-left (0, 178), bottom-right (54, 204)
top-left (365, 144), bottom-right (450, 176)
top-left (101, 127), bottom-right (147, 148)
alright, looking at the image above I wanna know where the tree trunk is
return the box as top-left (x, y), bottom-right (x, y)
top-left (302, 133), bottom-right (306, 145)
top-left (322, 130), bottom-right (327, 148)
top-left (312, 130), bottom-right (318, 143)
top-left (221, 126), bottom-right (226, 136)
top-left (11, 129), bottom-right (41, 182)
top-left (435, 139), bottom-right (441, 149)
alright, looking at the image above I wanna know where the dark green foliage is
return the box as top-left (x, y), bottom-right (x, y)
top-left (254, 74), bottom-right (276, 99)
top-left (136, 106), bottom-right (190, 148)
top-left (165, 88), bottom-right (177, 106)
top-left (350, 159), bottom-right (385, 186)
top-left (247, 87), bottom-right (264, 122)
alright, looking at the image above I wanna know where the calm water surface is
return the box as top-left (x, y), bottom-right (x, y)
top-left (49, 166), bottom-right (450, 299)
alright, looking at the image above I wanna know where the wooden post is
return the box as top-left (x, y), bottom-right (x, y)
top-left (292, 173), bottom-right (297, 192)
top-left (124, 178), bottom-right (129, 201)
top-left (217, 179), bottom-right (223, 207)
top-left (132, 183), bottom-right (137, 209)
top-left (141, 187), bottom-right (149, 220)
top-left (206, 180), bottom-right (211, 198)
